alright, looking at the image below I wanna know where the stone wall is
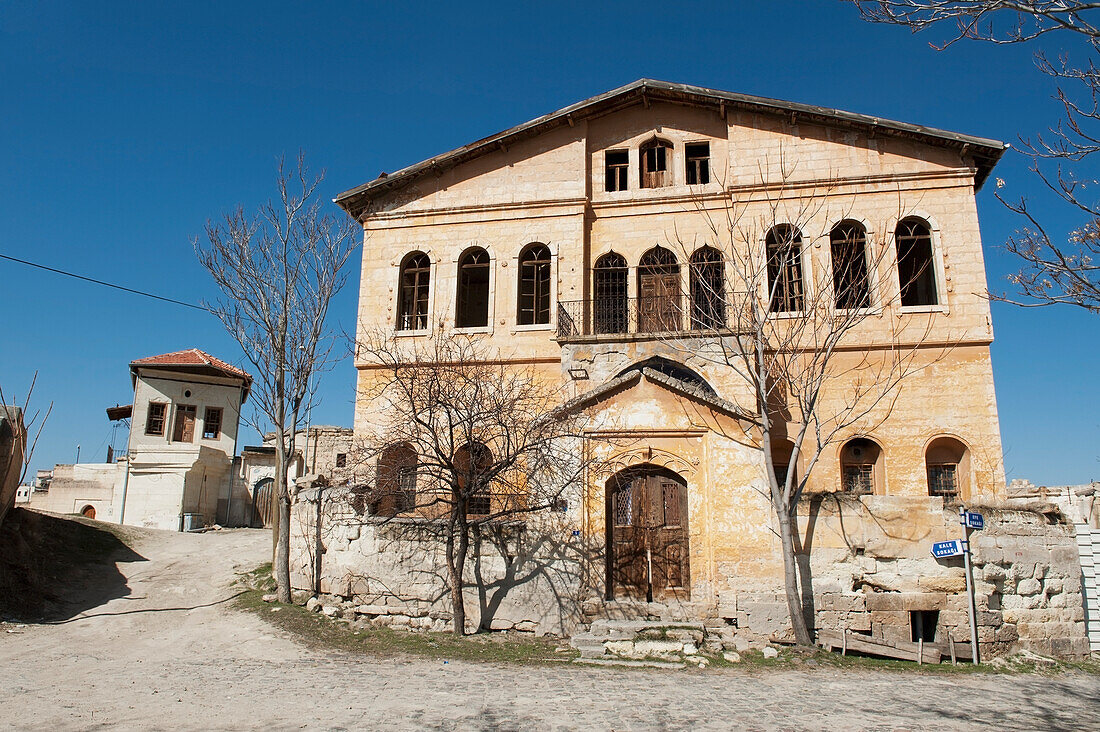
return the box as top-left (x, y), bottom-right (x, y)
top-left (289, 483), bottom-right (592, 635)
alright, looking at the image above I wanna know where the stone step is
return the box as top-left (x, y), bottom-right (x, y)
top-left (573, 657), bottom-right (685, 670)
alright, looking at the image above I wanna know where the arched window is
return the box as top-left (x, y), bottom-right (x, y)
top-left (640, 138), bottom-right (673, 188)
top-left (638, 247), bottom-right (681, 332)
top-left (397, 252), bottom-right (431, 331)
top-left (926, 437), bottom-right (969, 502)
top-left (896, 218), bottom-right (938, 307)
top-left (456, 247), bottom-right (490, 328)
top-left (454, 442), bottom-right (493, 517)
top-left (593, 252), bottom-right (628, 334)
top-left (518, 243), bottom-right (552, 325)
top-left (771, 438), bottom-right (797, 490)
top-left (690, 247), bottom-right (725, 329)
top-left (373, 443), bottom-right (417, 516)
top-left (766, 225), bottom-right (804, 312)
top-left (830, 221), bottom-right (871, 309)
top-left (840, 437), bottom-right (882, 495)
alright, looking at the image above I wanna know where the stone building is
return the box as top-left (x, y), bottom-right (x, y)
top-left (291, 80), bottom-right (1090, 657)
top-left (35, 349), bottom-right (252, 530)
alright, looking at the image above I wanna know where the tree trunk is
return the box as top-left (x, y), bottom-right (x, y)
top-left (778, 506), bottom-right (813, 645)
top-left (446, 515), bottom-right (470, 635)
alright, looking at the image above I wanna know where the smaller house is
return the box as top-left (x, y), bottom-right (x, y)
top-left (34, 349), bottom-right (252, 530)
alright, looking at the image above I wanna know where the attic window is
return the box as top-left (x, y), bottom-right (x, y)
top-left (640, 139), bottom-right (672, 188)
top-left (605, 150), bottom-right (628, 192)
top-left (685, 143), bottom-right (710, 185)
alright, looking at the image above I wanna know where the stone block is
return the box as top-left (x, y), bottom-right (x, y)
top-left (1016, 578), bottom-right (1041, 596)
top-left (981, 564), bottom-right (1006, 582)
top-left (919, 576), bottom-right (966, 593)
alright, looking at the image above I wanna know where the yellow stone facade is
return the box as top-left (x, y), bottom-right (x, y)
top-left (316, 81), bottom-right (1086, 655)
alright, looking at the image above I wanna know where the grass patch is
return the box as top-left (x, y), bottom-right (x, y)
top-left (235, 587), bottom-right (576, 666)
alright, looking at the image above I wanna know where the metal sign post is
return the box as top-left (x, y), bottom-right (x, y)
top-left (959, 506), bottom-right (981, 665)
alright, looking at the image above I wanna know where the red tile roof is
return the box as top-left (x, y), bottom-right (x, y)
top-left (130, 349), bottom-right (253, 384)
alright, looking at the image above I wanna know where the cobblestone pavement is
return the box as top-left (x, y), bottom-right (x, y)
top-left (2, 520), bottom-right (1098, 731)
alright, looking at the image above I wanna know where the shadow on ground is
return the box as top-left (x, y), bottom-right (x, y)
top-left (0, 507), bottom-right (146, 622)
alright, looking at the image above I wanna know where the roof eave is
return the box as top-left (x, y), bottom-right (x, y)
top-left (335, 78), bottom-right (1007, 216)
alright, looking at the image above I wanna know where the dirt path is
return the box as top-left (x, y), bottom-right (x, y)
top-left (2, 516), bottom-right (1098, 731)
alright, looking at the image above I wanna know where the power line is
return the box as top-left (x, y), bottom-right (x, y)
top-left (0, 253), bottom-right (210, 312)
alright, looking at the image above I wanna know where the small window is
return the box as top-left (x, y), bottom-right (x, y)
top-left (605, 150), bottom-right (629, 192)
top-left (840, 437), bottom-right (881, 495)
top-left (456, 248), bottom-right (490, 328)
top-left (145, 402), bottom-right (167, 436)
top-left (926, 436), bottom-right (969, 501)
top-left (397, 252), bottom-right (431, 330)
top-left (911, 610), bottom-right (939, 643)
top-left (455, 442), bottom-right (492, 518)
top-left (202, 407), bottom-right (223, 440)
top-left (685, 143), bottom-right (710, 185)
top-left (896, 218), bottom-right (938, 306)
top-left (335, 453), bottom-right (347, 468)
top-left (518, 243), bottom-right (552, 325)
top-left (640, 139), bottom-right (672, 188)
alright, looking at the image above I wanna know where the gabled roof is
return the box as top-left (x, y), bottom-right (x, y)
top-left (335, 78), bottom-right (1007, 217)
top-left (558, 367), bottom-right (754, 423)
top-left (130, 349), bottom-right (253, 397)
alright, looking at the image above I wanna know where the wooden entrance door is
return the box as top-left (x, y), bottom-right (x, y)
top-left (606, 467), bottom-right (689, 600)
top-left (251, 478), bottom-right (275, 528)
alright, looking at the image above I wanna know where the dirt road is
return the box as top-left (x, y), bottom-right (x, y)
top-left (2, 516), bottom-right (1098, 731)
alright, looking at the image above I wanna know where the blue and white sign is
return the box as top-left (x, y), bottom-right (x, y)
top-left (964, 511), bottom-right (984, 530)
top-left (931, 539), bottom-right (965, 559)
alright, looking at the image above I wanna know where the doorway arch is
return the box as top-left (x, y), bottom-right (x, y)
top-left (605, 464), bottom-right (689, 601)
top-left (81, 505), bottom-right (96, 519)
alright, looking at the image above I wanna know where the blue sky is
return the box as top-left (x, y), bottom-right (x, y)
top-left (1, 1), bottom-right (1096, 484)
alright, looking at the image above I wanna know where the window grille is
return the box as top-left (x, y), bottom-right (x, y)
top-left (843, 464), bottom-right (874, 495)
top-left (927, 464), bottom-right (958, 499)
top-left (614, 487), bottom-right (633, 527)
top-left (594, 253), bottom-right (628, 334)
top-left (145, 402), bottom-right (167, 436)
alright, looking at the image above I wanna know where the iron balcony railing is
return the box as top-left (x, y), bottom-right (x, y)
top-left (556, 296), bottom-right (730, 339)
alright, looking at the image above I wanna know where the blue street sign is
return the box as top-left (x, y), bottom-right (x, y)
top-left (931, 539), bottom-right (965, 559)
top-left (964, 512), bottom-right (984, 530)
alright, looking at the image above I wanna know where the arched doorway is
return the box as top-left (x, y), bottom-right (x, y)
top-left (251, 478), bottom-right (276, 528)
top-left (81, 505), bottom-right (96, 519)
top-left (605, 464), bottom-right (689, 601)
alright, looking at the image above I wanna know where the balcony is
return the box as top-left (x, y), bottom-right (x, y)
top-left (556, 296), bottom-right (731, 341)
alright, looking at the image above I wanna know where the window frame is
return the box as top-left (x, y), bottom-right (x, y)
top-left (894, 217), bottom-right (941, 309)
top-left (202, 406), bottom-right (223, 440)
top-left (830, 221), bottom-right (873, 310)
top-left (604, 149), bottom-right (629, 192)
top-left (396, 251), bottom-right (432, 332)
top-left (455, 247), bottom-right (491, 329)
top-left (639, 139), bottom-right (673, 189)
top-left (145, 401), bottom-right (168, 436)
top-left (685, 142), bottom-right (710, 185)
top-left (765, 225), bottom-right (805, 313)
top-left (517, 243), bottom-right (553, 326)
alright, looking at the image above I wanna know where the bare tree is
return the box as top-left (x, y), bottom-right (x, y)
top-left (0, 372), bottom-right (52, 526)
top-left (349, 333), bottom-right (597, 635)
top-left (195, 154), bottom-right (358, 602)
top-left (851, 1), bottom-right (1100, 312)
top-left (647, 159), bottom-right (950, 645)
